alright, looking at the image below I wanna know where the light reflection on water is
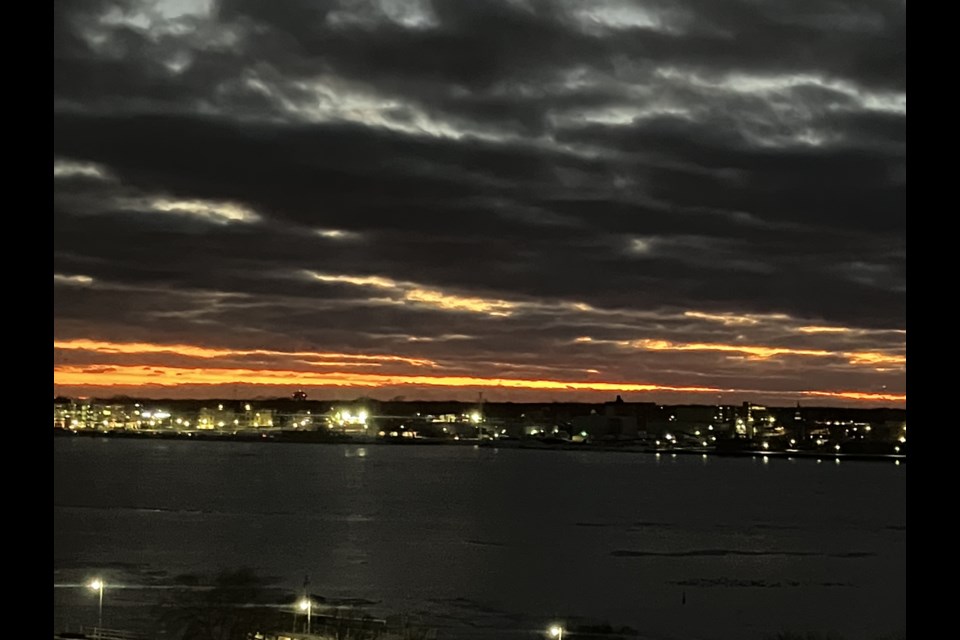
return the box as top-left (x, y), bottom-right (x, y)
top-left (54, 438), bottom-right (905, 640)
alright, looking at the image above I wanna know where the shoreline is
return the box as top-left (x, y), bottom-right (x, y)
top-left (53, 428), bottom-right (906, 464)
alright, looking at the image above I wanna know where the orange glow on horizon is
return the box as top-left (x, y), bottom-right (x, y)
top-left (52, 363), bottom-right (905, 403)
top-left (53, 339), bottom-right (436, 367)
top-left (53, 364), bottom-right (718, 393)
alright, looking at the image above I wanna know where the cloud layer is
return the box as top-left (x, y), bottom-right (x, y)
top-left (53, 0), bottom-right (906, 404)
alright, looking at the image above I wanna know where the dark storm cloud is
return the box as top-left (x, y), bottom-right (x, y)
top-left (53, 0), bottom-right (905, 402)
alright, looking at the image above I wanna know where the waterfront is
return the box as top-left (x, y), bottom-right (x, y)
top-left (54, 438), bottom-right (906, 639)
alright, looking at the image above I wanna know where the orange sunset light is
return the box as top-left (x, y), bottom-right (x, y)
top-left (52, 364), bottom-right (906, 403)
top-left (54, 339), bottom-right (436, 367)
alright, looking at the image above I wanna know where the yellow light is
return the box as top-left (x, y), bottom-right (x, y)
top-left (298, 598), bottom-right (310, 611)
top-left (762, 442), bottom-right (769, 450)
top-left (470, 412), bottom-right (481, 423)
top-left (548, 625), bottom-right (564, 638)
top-left (88, 579), bottom-right (103, 591)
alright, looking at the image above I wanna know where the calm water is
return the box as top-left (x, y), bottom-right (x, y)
top-left (53, 438), bottom-right (906, 639)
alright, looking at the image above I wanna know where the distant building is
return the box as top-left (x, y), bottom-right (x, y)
top-left (735, 402), bottom-right (779, 439)
top-left (197, 405), bottom-right (236, 430)
top-left (570, 396), bottom-right (651, 440)
top-left (237, 404), bottom-right (275, 428)
top-left (328, 405), bottom-right (372, 435)
top-left (287, 410), bottom-right (315, 429)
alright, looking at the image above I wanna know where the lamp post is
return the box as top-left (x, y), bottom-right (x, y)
top-left (548, 624), bottom-right (564, 639)
top-left (298, 597), bottom-right (312, 634)
top-left (88, 578), bottom-right (104, 637)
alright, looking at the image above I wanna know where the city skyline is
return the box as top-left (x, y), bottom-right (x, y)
top-left (54, 0), bottom-right (905, 406)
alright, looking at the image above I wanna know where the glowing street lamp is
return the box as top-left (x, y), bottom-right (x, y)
top-left (298, 597), bottom-right (312, 633)
top-left (88, 578), bottom-right (104, 636)
top-left (548, 624), bottom-right (564, 639)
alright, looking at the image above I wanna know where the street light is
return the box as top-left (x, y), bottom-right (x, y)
top-left (298, 597), bottom-right (312, 634)
top-left (548, 624), bottom-right (564, 639)
top-left (88, 578), bottom-right (104, 637)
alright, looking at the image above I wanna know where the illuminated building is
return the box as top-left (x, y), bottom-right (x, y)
top-left (328, 406), bottom-right (370, 434)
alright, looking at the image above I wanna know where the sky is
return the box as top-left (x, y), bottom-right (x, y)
top-left (53, 0), bottom-right (906, 406)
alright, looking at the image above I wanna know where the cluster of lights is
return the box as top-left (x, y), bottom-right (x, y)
top-left (378, 430), bottom-right (419, 438)
top-left (332, 409), bottom-right (369, 427)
